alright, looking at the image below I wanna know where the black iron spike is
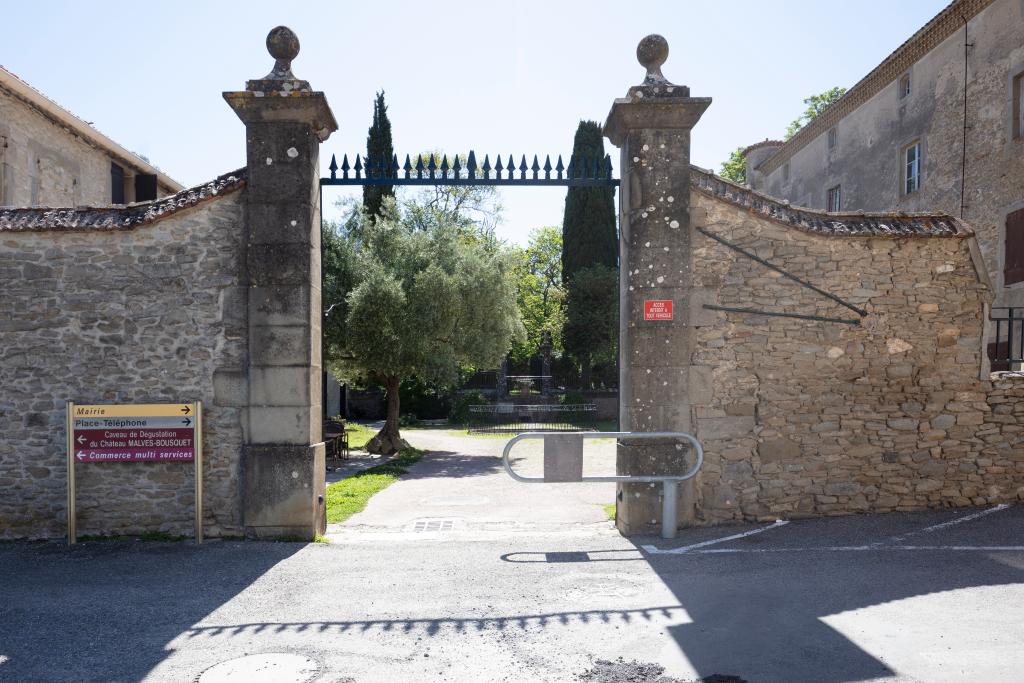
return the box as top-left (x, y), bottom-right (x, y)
top-left (531, 155), bottom-right (540, 180)
top-left (494, 155), bottom-right (503, 177)
top-left (440, 155), bottom-right (450, 178)
top-left (555, 155), bottom-right (564, 180)
top-left (328, 154), bottom-right (338, 179)
top-left (566, 154), bottom-right (575, 179)
top-left (354, 155), bottom-right (363, 178)
top-left (427, 154), bottom-right (437, 178)
top-left (604, 154), bottom-right (613, 180)
top-left (341, 154), bottom-right (351, 179)
top-left (519, 155), bottom-right (528, 179)
top-left (467, 151), bottom-right (477, 180)
top-left (482, 154), bottom-right (491, 179)
top-left (452, 154), bottom-right (462, 179)
top-left (392, 154), bottom-right (400, 178)
top-left (403, 154), bottom-right (413, 179)
top-left (543, 155), bottom-right (552, 179)
top-left (507, 155), bottom-right (515, 179)
top-left (415, 155), bottom-right (425, 179)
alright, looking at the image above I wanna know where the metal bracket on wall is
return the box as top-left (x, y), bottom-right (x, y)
top-left (696, 227), bottom-right (868, 323)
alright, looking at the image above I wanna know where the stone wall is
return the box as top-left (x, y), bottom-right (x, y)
top-left (0, 175), bottom-right (248, 539)
top-left (686, 175), bottom-right (1024, 524)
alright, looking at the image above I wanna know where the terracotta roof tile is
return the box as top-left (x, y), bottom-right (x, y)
top-left (0, 169), bottom-right (246, 232)
top-left (691, 166), bottom-right (969, 237)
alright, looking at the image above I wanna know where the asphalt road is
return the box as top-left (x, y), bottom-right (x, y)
top-left (1, 429), bottom-right (1022, 682)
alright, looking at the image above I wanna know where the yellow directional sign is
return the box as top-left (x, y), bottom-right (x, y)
top-left (72, 403), bottom-right (194, 418)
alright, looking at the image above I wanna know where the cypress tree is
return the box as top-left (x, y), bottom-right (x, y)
top-left (562, 120), bottom-right (618, 388)
top-left (363, 91), bottom-right (395, 221)
top-left (561, 120), bottom-right (617, 282)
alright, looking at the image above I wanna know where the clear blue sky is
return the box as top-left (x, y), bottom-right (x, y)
top-left (4, 1), bottom-right (946, 245)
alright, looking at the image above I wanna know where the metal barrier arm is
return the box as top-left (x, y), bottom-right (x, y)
top-left (501, 431), bottom-right (704, 540)
top-left (501, 431), bottom-right (703, 483)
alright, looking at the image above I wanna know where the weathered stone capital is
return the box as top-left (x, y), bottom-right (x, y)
top-left (223, 91), bottom-right (338, 142)
top-left (604, 97), bottom-right (712, 148)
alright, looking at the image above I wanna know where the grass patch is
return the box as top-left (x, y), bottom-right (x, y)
top-left (344, 423), bottom-right (377, 450)
top-left (312, 533), bottom-right (330, 544)
top-left (603, 503), bottom-right (616, 521)
top-left (326, 447), bottom-right (425, 524)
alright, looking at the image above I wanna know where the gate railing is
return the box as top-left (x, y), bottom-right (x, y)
top-left (989, 307), bottom-right (1024, 371)
top-left (468, 404), bottom-right (596, 433)
top-left (321, 151), bottom-right (619, 187)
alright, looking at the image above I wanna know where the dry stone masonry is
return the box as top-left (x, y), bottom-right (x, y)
top-left (685, 175), bottom-right (1023, 523)
top-left (0, 183), bottom-right (247, 538)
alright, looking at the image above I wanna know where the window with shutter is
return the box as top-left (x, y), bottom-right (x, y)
top-left (827, 185), bottom-right (842, 212)
top-left (1005, 208), bottom-right (1024, 286)
top-left (110, 162), bottom-right (125, 204)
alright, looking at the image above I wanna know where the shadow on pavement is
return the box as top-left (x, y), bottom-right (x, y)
top-left (635, 516), bottom-right (1024, 681)
top-left (179, 604), bottom-right (690, 639)
top-left (0, 540), bottom-right (302, 682)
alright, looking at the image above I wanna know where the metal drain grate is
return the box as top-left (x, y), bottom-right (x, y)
top-left (412, 519), bottom-right (455, 532)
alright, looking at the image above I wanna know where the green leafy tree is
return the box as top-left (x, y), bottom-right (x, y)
top-left (563, 265), bottom-right (618, 389)
top-left (511, 227), bottom-right (565, 365)
top-left (332, 198), bottom-right (523, 454)
top-left (561, 121), bottom-right (617, 282)
top-left (363, 91), bottom-right (395, 221)
top-left (785, 86), bottom-right (847, 139)
top-left (719, 147), bottom-right (747, 184)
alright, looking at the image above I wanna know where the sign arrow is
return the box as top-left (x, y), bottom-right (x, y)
top-left (181, 405), bottom-right (191, 415)
top-left (76, 451), bottom-right (87, 462)
top-left (182, 417), bottom-right (192, 427)
top-left (76, 434), bottom-right (86, 444)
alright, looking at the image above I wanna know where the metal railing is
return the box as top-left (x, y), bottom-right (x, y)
top-left (989, 307), bottom-right (1024, 371)
top-left (468, 404), bottom-right (596, 434)
top-left (504, 375), bottom-right (552, 395)
top-left (321, 151), bottom-right (619, 187)
top-left (502, 432), bottom-right (704, 539)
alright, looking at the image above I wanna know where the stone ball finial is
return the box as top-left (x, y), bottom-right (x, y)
top-left (636, 34), bottom-right (670, 85)
top-left (267, 26), bottom-right (300, 62)
top-left (263, 26), bottom-right (300, 80)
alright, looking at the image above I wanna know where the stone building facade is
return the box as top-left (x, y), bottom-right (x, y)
top-left (744, 0), bottom-right (1024, 310)
top-left (0, 66), bottom-right (181, 207)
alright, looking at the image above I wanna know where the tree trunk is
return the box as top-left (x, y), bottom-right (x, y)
top-left (366, 374), bottom-right (409, 455)
top-left (580, 353), bottom-right (592, 391)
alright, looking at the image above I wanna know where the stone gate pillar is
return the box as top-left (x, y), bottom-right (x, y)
top-left (604, 36), bottom-right (710, 536)
top-left (224, 27), bottom-right (338, 539)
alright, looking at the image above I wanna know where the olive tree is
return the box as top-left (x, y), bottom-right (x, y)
top-left (329, 198), bottom-right (523, 454)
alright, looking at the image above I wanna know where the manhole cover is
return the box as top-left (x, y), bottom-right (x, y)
top-left (197, 653), bottom-right (319, 683)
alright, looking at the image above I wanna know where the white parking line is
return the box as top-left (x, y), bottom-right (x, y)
top-left (880, 504), bottom-right (1011, 545)
top-left (683, 544), bottom-right (1024, 555)
top-left (641, 520), bottom-right (789, 555)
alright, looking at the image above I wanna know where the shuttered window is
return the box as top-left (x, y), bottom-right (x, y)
top-left (827, 185), bottom-right (841, 212)
top-left (1006, 208), bottom-right (1024, 286)
top-left (110, 162), bottom-right (125, 204)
